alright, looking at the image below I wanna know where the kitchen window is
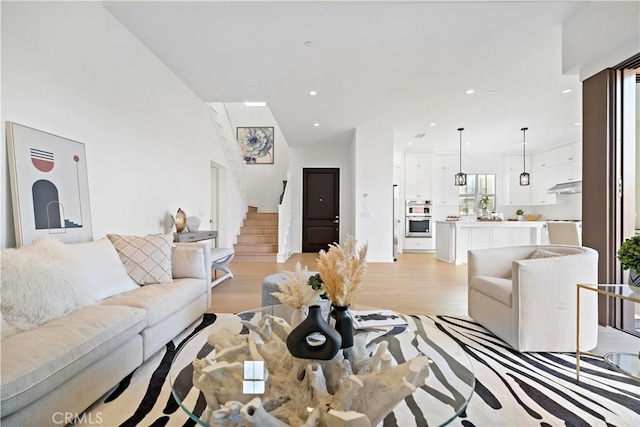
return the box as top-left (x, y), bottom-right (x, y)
top-left (459, 174), bottom-right (496, 215)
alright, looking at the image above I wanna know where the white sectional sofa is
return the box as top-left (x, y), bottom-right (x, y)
top-left (0, 236), bottom-right (211, 426)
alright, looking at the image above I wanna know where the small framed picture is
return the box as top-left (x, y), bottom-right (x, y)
top-left (236, 127), bottom-right (274, 164)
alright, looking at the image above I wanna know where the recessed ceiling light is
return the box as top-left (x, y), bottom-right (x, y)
top-left (313, 123), bottom-right (320, 127)
top-left (430, 123), bottom-right (436, 127)
top-left (574, 122), bottom-right (581, 126)
top-left (244, 101), bottom-right (266, 107)
top-left (466, 89), bottom-right (475, 95)
top-left (304, 41), bottom-right (314, 47)
top-left (408, 142), bottom-right (414, 146)
top-left (309, 90), bottom-right (317, 96)
top-left (562, 89), bottom-right (572, 94)
top-left (488, 89), bottom-right (495, 94)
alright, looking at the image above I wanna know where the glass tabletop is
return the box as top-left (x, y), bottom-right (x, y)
top-left (604, 352), bottom-right (640, 380)
top-left (170, 304), bottom-right (475, 427)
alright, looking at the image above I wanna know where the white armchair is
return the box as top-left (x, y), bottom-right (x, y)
top-left (468, 245), bottom-right (598, 352)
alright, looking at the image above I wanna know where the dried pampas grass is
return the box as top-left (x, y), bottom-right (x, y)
top-left (316, 235), bottom-right (368, 306)
top-left (271, 262), bottom-right (320, 309)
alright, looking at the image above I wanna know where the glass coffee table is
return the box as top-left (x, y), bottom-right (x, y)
top-left (170, 305), bottom-right (475, 426)
top-left (576, 284), bottom-right (640, 381)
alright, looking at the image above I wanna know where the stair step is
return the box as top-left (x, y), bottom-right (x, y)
top-left (247, 212), bottom-right (278, 220)
top-left (244, 219), bottom-right (278, 228)
top-left (233, 253), bottom-right (278, 263)
top-left (248, 206), bottom-right (258, 213)
top-left (241, 227), bottom-right (278, 236)
top-left (237, 235), bottom-right (278, 244)
top-left (234, 244), bottom-right (278, 253)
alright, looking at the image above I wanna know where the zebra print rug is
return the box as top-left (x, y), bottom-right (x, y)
top-left (80, 314), bottom-right (639, 426)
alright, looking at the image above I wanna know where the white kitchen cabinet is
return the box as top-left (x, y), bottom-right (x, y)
top-left (502, 155), bottom-right (531, 205)
top-left (405, 152), bottom-right (432, 169)
top-left (556, 161), bottom-right (581, 183)
top-left (405, 168), bottom-right (432, 199)
top-left (435, 224), bottom-right (453, 262)
top-left (404, 152), bottom-right (432, 200)
top-left (532, 151), bottom-right (551, 170)
top-left (533, 143), bottom-right (582, 171)
top-left (554, 142), bottom-right (582, 164)
top-left (432, 155), bottom-right (460, 205)
top-left (436, 221), bottom-right (544, 264)
top-left (503, 155), bottom-right (528, 172)
top-left (403, 237), bottom-right (434, 252)
top-left (530, 165), bottom-right (557, 205)
top-left (504, 170), bottom-right (531, 205)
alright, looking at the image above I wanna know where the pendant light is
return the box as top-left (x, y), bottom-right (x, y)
top-left (519, 127), bottom-right (530, 186)
top-left (455, 128), bottom-right (467, 186)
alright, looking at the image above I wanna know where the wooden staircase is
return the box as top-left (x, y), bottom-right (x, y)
top-left (233, 207), bottom-right (278, 262)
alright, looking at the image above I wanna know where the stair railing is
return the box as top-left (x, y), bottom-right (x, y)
top-left (207, 103), bottom-right (247, 204)
top-left (277, 174), bottom-right (293, 263)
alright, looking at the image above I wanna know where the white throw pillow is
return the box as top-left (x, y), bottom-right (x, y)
top-left (0, 238), bottom-right (92, 333)
top-left (530, 249), bottom-right (566, 259)
top-left (172, 245), bottom-right (206, 279)
top-left (107, 234), bottom-right (173, 285)
top-left (64, 238), bottom-right (139, 300)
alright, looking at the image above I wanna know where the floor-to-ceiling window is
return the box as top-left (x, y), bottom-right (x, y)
top-left (583, 54), bottom-right (638, 331)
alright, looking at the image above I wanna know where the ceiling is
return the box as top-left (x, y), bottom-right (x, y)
top-left (105, 1), bottom-right (590, 155)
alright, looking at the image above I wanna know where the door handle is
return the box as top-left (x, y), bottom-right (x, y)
top-left (333, 219), bottom-right (340, 224)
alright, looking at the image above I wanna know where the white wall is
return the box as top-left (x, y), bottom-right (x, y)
top-left (1, 2), bottom-right (245, 248)
top-left (562, 1), bottom-right (640, 80)
top-left (354, 128), bottom-right (394, 262)
top-left (289, 139), bottom-right (354, 253)
top-left (225, 103), bottom-right (290, 212)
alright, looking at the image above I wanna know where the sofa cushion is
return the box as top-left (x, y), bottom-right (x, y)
top-left (64, 238), bottom-right (139, 300)
top-left (107, 234), bottom-right (173, 285)
top-left (470, 276), bottom-right (513, 306)
top-left (101, 278), bottom-right (207, 327)
top-left (0, 305), bottom-right (145, 416)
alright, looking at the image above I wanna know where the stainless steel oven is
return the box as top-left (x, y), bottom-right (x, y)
top-left (405, 200), bottom-right (432, 237)
top-left (405, 216), bottom-right (432, 237)
top-left (406, 199), bottom-right (432, 216)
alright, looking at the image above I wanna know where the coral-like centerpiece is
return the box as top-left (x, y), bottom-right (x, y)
top-left (190, 237), bottom-right (429, 426)
top-left (192, 313), bottom-right (429, 426)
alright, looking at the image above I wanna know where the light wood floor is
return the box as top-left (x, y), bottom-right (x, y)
top-left (210, 253), bottom-right (469, 316)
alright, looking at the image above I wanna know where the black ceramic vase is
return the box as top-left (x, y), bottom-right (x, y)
top-left (286, 305), bottom-right (342, 360)
top-left (330, 305), bottom-right (354, 349)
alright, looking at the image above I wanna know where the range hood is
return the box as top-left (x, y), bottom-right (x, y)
top-left (546, 181), bottom-right (582, 194)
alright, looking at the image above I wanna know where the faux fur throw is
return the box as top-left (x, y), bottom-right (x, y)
top-left (0, 238), bottom-right (93, 337)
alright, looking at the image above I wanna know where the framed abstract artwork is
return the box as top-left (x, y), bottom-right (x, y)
top-left (236, 127), bottom-right (274, 164)
top-left (6, 122), bottom-right (93, 247)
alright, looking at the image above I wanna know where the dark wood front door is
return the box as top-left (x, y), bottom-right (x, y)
top-left (302, 168), bottom-right (339, 252)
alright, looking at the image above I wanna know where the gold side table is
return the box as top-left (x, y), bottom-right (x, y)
top-left (576, 284), bottom-right (640, 381)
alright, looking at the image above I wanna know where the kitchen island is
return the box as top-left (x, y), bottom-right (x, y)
top-left (436, 220), bottom-right (545, 264)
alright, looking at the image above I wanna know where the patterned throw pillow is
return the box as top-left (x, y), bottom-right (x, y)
top-left (107, 234), bottom-right (173, 285)
top-left (530, 249), bottom-right (566, 259)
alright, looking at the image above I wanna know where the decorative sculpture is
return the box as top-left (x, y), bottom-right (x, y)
top-left (189, 313), bottom-right (430, 426)
top-left (169, 208), bottom-right (187, 233)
